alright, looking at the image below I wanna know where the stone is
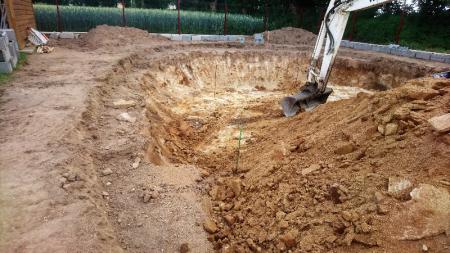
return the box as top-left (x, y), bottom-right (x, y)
top-left (279, 229), bottom-right (298, 248)
top-left (229, 178), bottom-right (242, 197)
top-left (334, 143), bottom-right (356, 155)
top-left (377, 125), bottom-right (385, 135)
top-left (203, 219), bottom-right (218, 234)
top-left (142, 191), bottom-right (158, 203)
top-left (246, 239), bottom-right (259, 252)
top-left (301, 164), bottom-right (321, 176)
top-left (179, 243), bottom-right (190, 253)
top-left (384, 123), bottom-right (398, 136)
top-left (402, 85), bottom-right (440, 101)
top-left (341, 210), bottom-right (353, 221)
top-left (422, 244), bottom-right (428, 252)
top-left (275, 211), bottom-right (286, 220)
top-left (428, 113), bottom-right (450, 133)
top-left (392, 184), bottom-right (450, 240)
top-left (101, 168), bottom-right (113, 176)
top-left (132, 157), bottom-right (141, 169)
top-left (224, 215), bottom-right (235, 226)
top-left (441, 134), bottom-right (450, 145)
top-left (102, 191), bottom-right (109, 197)
top-left (113, 99), bottom-right (136, 109)
top-left (377, 204), bottom-right (389, 215)
top-left (373, 191), bottom-right (385, 203)
top-left (388, 177), bottom-right (413, 199)
top-left (116, 112), bottom-right (136, 123)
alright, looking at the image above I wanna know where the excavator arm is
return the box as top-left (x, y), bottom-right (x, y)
top-left (281, 0), bottom-right (394, 117)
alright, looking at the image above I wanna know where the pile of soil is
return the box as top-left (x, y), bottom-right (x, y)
top-left (267, 27), bottom-right (317, 45)
top-left (199, 77), bottom-right (450, 252)
top-left (81, 25), bottom-right (166, 49)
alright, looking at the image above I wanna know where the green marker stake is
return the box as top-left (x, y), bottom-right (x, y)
top-left (235, 125), bottom-right (243, 173)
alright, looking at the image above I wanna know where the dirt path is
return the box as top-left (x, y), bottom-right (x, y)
top-left (0, 26), bottom-right (449, 253)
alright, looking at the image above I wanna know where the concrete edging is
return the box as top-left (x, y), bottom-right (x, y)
top-left (42, 31), bottom-right (450, 64)
top-left (340, 40), bottom-right (450, 64)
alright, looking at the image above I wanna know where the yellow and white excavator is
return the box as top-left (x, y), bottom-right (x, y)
top-left (281, 0), bottom-right (394, 117)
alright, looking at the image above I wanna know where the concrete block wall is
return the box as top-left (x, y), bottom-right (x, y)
top-left (340, 40), bottom-right (450, 64)
top-left (0, 31), bottom-right (19, 74)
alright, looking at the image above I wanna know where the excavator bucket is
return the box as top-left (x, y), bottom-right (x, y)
top-left (280, 82), bottom-right (333, 117)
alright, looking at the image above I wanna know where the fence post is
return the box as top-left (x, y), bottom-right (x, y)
top-left (177, 0), bottom-right (181, 34)
top-left (224, 0), bottom-right (228, 35)
top-left (395, 10), bottom-right (405, 44)
top-left (121, 0), bottom-right (126, 26)
top-left (55, 0), bottom-right (62, 32)
top-left (348, 12), bottom-right (358, 41)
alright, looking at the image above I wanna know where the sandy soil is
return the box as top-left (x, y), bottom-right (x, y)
top-left (0, 26), bottom-right (449, 253)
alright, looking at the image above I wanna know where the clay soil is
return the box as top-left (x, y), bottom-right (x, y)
top-left (1, 26), bottom-right (449, 253)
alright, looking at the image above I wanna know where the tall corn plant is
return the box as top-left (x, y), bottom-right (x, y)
top-left (33, 4), bottom-right (264, 35)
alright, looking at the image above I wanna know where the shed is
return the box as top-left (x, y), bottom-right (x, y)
top-left (2, 0), bottom-right (36, 49)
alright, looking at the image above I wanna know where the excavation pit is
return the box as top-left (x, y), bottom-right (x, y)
top-left (135, 51), bottom-right (424, 165)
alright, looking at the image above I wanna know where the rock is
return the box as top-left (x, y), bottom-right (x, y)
top-left (384, 123), bottom-right (398, 136)
top-left (203, 219), bottom-right (218, 234)
top-left (334, 143), bottom-right (356, 155)
top-left (377, 204), bottom-right (389, 215)
top-left (279, 220), bottom-right (289, 229)
top-left (102, 191), bottom-right (109, 197)
top-left (301, 164), bottom-right (321, 176)
top-left (402, 85), bottom-right (440, 100)
top-left (246, 239), bottom-right (260, 252)
top-left (224, 215), bottom-right (235, 225)
top-left (422, 244), bottom-right (428, 252)
top-left (279, 229), bottom-right (298, 248)
top-left (142, 191), bottom-right (158, 203)
top-left (113, 99), bottom-right (136, 109)
top-left (132, 157), bottom-right (141, 169)
top-left (101, 168), bottom-right (113, 176)
top-left (388, 177), bottom-right (413, 199)
top-left (179, 243), bottom-right (190, 253)
top-left (428, 113), bottom-right (450, 133)
top-left (341, 210), bottom-right (353, 222)
top-left (441, 134), bottom-right (450, 145)
top-left (275, 211), bottom-right (286, 220)
top-left (229, 178), bottom-right (242, 197)
top-left (377, 125), bottom-right (385, 135)
top-left (373, 191), bottom-right (385, 203)
top-left (116, 112), bottom-right (136, 123)
top-left (199, 169), bottom-right (210, 178)
top-left (392, 184), bottom-right (450, 240)
top-left (63, 171), bottom-right (78, 182)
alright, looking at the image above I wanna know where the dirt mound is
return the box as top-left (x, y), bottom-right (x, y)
top-left (201, 78), bottom-right (450, 252)
top-left (267, 27), bottom-right (317, 45)
top-left (81, 25), bottom-right (166, 49)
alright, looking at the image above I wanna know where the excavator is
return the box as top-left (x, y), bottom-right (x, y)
top-left (281, 0), bottom-right (394, 117)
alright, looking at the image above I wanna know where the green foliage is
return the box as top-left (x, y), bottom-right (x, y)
top-left (343, 12), bottom-right (450, 52)
top-left (34, 4), bottom-right (264, 34)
